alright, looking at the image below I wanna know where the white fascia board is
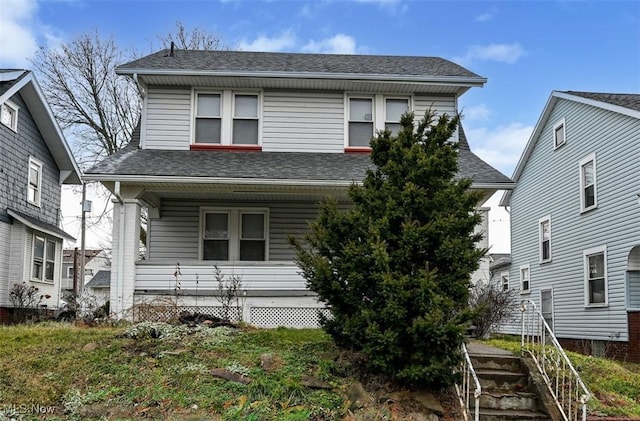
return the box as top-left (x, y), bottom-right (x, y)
top-left (116, 68), bottom-right (487, 87)
top-left (0, 70), bottom-right (26, 83)
top-left (82, 174), bottom-right (356, 187)
top-left (554, 91), bottom-right (640, 120)
top-left (470, 182), bottom-right (516, 190)
top-left (0, 71), bottom-right (29, 104)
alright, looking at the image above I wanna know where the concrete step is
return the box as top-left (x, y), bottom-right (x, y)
top-left (472, 408), bottom-right (550, 421)
top-left (470, 354), bottom-right (525, 373)
top-left (476, 369), bottom-right (529, 391)
top-left (479, 391), bottom-right (538, 412)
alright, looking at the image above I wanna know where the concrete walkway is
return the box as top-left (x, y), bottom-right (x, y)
top-left (466, 339), bottom-right (514, 356)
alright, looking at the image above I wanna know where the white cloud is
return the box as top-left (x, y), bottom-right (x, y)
top-left (466, 122), bottom-right (533, 177)
top-left (0, 0), bottom-right (39, 68)
top-left (302, 34), bottom-right (356, 54)
top-left (238, 30), bottom-right (296, 52)
top-left (455, 43), bottom-right (526, 65)
top-left (462, 104), bottom-right (491, 121)
top-left (475, 8), bottom-right (496, 22)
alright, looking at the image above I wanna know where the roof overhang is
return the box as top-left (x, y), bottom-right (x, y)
top-left (8, 209), bottom-right (76, 241)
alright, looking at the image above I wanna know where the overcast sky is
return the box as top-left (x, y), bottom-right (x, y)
top-left (1, 0), bottom-right (638, 252)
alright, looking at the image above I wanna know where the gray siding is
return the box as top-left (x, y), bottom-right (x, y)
top-left (0, 222), bottom-right (9, 306)
top-left (510, 98), bottom-right (640, 341)
top-left (147, 199), bottom-right (321, 261)
top-left (144, 87), bottom-right (191, 150)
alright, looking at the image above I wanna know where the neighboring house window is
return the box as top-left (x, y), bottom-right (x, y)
top-left (501, 272), bottom-right (509, 291)
top-left (28, 157), bottom-right (43, 206)
top-left (1, 101), bottom-right (18, 131)
top-left (579, 153), bottom-right (597, 212)
top-left (385, 98), bottom-right (409, 136)
top-left (67, 267), bottom-right (74, 278)
top-left (194, 91), bottom-right (261, 146)
top-left (539, 216), bottom-right (551, 263)
top-left (33, 236), bottom-right (56, 283)
top-left (201, 208), bottom-right (268, 261)
top-left (541, 289), bottom-right (554, 331)
top-left (520, 264), bottom-right (530, 293)
top-left (584, 245), bottom-right (607, 306)
top-left (348, 97), bottom-right (374, 147)
top-left (84, 269), bottom-right (94, 276)
top-left (553, 118), bottom-right (565, 149)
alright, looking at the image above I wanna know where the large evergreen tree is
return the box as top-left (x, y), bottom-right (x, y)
top-left (292, 110), bottom-right (485, 387)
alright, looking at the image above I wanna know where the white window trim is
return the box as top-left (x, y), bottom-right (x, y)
top-left (538, 215), bottom-right (552, 263)
top-left (500, 272), bottom-right (509, 291)
top-left (344, 93), bottom-right (412, 148)
top-left (579, 153), bottom-right (598, 213)
top-left (31, 235), bottom-right (56, 284)
top-left (192, 89), bottom-right (262, 146)
top-left (27, 157), bottom-right (43, 207)
top-left (1, 100), bottom-right (19, 132)
top-left (583, 245), bottom-right (608, 307)
top-left (67, 266), bottom-right (74, 279)
top-left (520, 264), bottom-right (531, 294)
top-left (540, 287), bottom-right (555, 332)
top-left (199, 207), bottom-right (269, 261)
top-left (553, 118), bottom-right (566, 149)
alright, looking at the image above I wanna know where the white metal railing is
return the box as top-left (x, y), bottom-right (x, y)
top-left (455, 342), bottom-right (481, 421)
top-left (521, 300), bottom-right (591, 421)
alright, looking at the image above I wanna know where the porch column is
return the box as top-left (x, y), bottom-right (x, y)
top-left (110, 197), bottom-right (141, 319)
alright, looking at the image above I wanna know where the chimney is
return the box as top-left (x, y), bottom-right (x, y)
top-left (170, 41), bottom-right (175, 57)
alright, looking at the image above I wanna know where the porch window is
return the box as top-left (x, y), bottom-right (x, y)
top-left (195, 93), bottom-right (222, 143)
top-left (579, 153), bottom-right (597, 212)
top-left (33, 236), bottom-right (55, 283)
top-left (520, 264), bottom-right (530, 293)
top-left (348, 97), bottom-right (374, 147)
top-left (553, 118), bottom-right (565, 149)
top-left (385, 98), bottom-right (409, 136)
top-left (28, 157), bottom-right (43, 206)
top-left (584, 245), bottom-right (607, 306)
top-left (539, 216), bottom-right (551, 263)
top-left (201, 208), bottom-right (268, 261)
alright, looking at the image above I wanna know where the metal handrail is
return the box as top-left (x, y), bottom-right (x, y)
top-left (521, 299), bottom-right (591, 421)
top-left (455, 342), bottom-right (481, 421)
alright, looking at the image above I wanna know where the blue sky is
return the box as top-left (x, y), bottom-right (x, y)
top-left (1, 0), bottom-right (639, 250)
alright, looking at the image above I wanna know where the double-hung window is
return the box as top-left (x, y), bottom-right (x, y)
top-left (28, 157), bottom-right (43, 206)
top-left (33, 236), bottom-right (56, 283)
top-left (347, 95), bottom-right (411, 147)
top-left (194, 91), bottom-right (260, 146)
top-left (539, 216), bottom-right (551, 263)
top-left (202, 208), bottom-right (268, 261)
top-left (584, 245), bottom-right (607, 306)
top-left (385, 98), bottom-right (409, 136)
top-left (520, 264), bottom-right (530, 293)
top-left (501, 273), bottom-right (509, 291)
top-left (1, 100), bottom-right (18, 131)
top-left (553, 118), bottom-right (566, 149)
top-left (579, 153), bottom-right (597, 212)
top-left (348, 97), bottom-right (374, 147)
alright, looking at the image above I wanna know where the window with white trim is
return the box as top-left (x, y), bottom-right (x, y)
top-left (347, 94), bottom-right (411, 147)
top-left (584, 245), bottom-right (607, 306)
top-left (201, 208), bottom-right (268, 261)
top-left (539, 216), bottom-right (551, 263)
top-left (501, 272), bottom-right (509, 291)
top-left (579, 153), bottom-right (597, 212)
top-left (28, 157), bottom-right (43, 206)
top-left (67, 266), bottom-right (74, 279)
top-left (384, 98), bottom-right (409, 136)
top-left (1, 101), bottom-right (18, 131)
top-left (520, 264), bottom-right (530, 293)
top-left (553, 118), bottom-right (565, 149)
top-left (194, 91), bottom-right (261, 145)
top-left (348, 97), bottom-right (374, 147)
top-left (33, 236), bottom-right (56, 283)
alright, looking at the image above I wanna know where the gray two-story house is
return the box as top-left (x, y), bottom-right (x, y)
top-left (84, 48), bottom-right (513, 327)
top-left (501, 91), bottom-right (640, 362)
top-left (0, 70), bottom-right (81, 322)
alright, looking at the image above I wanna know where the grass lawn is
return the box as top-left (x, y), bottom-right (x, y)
top-left (0, 322), bottom-right (457, 420)
top-left (483, 336), bottom-right (640, 418)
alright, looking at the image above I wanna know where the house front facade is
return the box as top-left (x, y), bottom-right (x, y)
top-left (0, 70), bottom-right (81, 322)
top-left (84, 48), bottom-right (513, 327)
top-left (501, 91), bottom-right (640, 361)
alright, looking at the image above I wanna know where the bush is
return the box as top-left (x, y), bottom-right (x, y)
top-left (292, 111), bottom-right (484, 388)
top-left (469, 281), bottom-right (519, 338)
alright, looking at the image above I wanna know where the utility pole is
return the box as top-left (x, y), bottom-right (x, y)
top-left (79, 182), bottom-right (90, 297)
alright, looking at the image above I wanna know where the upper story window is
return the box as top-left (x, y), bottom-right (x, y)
top-left (584, 245), bottom-right (607, 306)
top-left (539, 216), bottom-right (551, 263)
top-left (346, 94), bottom-right (411, 148)
top-left (28, 157), bottom-right (43, 206)
top-left (553, 118), bottom-right (565, 149)
top-left (579, 153), bottom-right (597, 212)
top-left (501, 272), bottom-right (509, 291)
top-left (201, 208), bottom-right (268, 261)
top-left (194, 91), bottom-right (261, 146)
top-left (520, 264), bottom-right (530, 293)
top-left (0, 100), bottom-right (18, 131)
top-left (33, 236), bottom-right (56, 283)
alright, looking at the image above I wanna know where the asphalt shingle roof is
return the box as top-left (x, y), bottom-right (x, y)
top-left (0, 69), bottom-right (27, 97)
top-left (85, 270), bottom-right (111, 288)
top-left (8, 208), bottom-right (75, 240)
top-left (565, 91), bottom-right (640, 112)
top-left (118, 49), bottom-right (482, 79)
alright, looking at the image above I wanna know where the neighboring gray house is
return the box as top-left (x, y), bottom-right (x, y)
top-left (0, 70), bottom-right (81, 322)
top-left (501, 91), bottom-right (640, 362)
top-left (84, 48), bottom-right (513, 327)
top-left (85, 270), bottom-right (111, 307)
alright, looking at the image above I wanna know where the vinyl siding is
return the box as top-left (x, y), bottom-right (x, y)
top-left (144, 87), bottom-right (191, 149)
top-left (0, 222), bottom-right (9, 306)
top-left (629, 272), bottom-right (640, 308)
top-left (510, 98), bottom-right (640, 342)
top-left (414, 95), bottom-right (458, 141)
top-left (147, 199), bottom-right (322, 261)
top-left (262, 91), bottom-right (344, 152)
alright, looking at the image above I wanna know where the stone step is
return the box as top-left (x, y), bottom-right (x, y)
top-left (479, 391), bottom-right (538, 412)
top-left (470, 354), bottom-right (524, 373)
top-left (476, 369), bottom-right (530, 391)
top-left (472, 408), bottom-right (550, 421)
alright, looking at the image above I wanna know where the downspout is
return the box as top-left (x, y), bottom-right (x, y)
top-left (114, 181), bottom-right (125, 317)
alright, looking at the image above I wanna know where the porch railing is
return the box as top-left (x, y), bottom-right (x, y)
top-left (520, 300), bottom-right (591, 421)
top-left (455, 342), bottom-right (481, 421)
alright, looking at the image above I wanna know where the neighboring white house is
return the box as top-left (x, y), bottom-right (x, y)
top-left (61, 249), bottom-right (111, 295)
top-left (501, 91), bottom-right (640, 362)
top-left (84, 270), bottom-right (111, 307)
top-left (84, 48), bottom-right (514, 327)
top-left (0, 70), bottom-right (81, 322)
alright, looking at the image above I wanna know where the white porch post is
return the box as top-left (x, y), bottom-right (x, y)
top-left (110, 196), bottom-right (141, 319)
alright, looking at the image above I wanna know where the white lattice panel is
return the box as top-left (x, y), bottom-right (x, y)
top-left (250, 306), bottom-right (330, 328)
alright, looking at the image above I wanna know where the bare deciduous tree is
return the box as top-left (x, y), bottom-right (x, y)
top-left (158, 21), bottom-right (227, 51)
